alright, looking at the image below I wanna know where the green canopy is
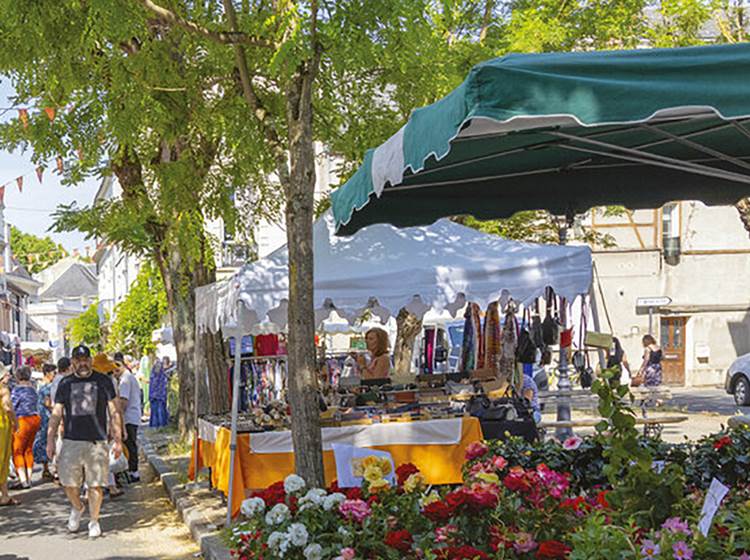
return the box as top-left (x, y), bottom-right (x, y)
top-left (332, 43), bottom-right (750, 235)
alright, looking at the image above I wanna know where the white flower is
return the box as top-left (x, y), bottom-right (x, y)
top-left (287, 522), bottom-right (309, 547)
top-left (241, 497), bottom-right (266, 518)
top-left (304, 543), bottom-right (323, 560)
top-left (300, 488), bottom-right (327, 507)
top-left (267, 531), bottom-right (285, 549)
top-left (265, 503), bottom-right (291, 526)
top-left (284, 474), bottom-right (307, 495)
top-left (279, 537), bottom-right (291, 557)
top-left (337, 526), bottom-right (350, 537)
top-left (323, 492), bottom-right (347, 511)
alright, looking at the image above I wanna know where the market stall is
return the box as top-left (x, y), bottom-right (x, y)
top-left (192, 214), bottom-right (594, 522)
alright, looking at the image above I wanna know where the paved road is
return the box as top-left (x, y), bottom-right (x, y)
top-left (669, 386), bottom-right (750, 416)
top-left (0, 456), bottom-right (200, 560)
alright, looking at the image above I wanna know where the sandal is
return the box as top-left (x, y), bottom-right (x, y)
top-left (0, 497), bottom-right (20, 506)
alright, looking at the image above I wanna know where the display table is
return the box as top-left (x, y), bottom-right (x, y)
top-left (189, 417), bottom-right (483, 517)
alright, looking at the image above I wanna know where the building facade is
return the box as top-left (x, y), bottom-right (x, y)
top-left (588, 202), bottom-right (750, 387)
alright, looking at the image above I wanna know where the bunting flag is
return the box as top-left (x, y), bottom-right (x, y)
top-left (56, 156), bottom-right (64, 174)
top-left (0, 185), bottom-right (5, 206)
top-left (36, 166), bottom-right (44, 184)
top-left (18, 108), bottom-right (28, 129)
top-left (44, 107), bottom-right (56, 121)
top-left (16, 176), bottom-right (23, 193)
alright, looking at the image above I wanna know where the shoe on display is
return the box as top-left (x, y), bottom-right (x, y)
top-left (67, 506), bottom-right (84, 532)
top-left (88, 520), bottom-right (102, 538)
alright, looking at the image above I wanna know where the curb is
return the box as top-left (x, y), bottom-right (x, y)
top-left (140, 434), bottom-right (232, 560)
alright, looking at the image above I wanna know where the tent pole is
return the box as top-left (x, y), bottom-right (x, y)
top-left (192, 331), bottom-right (201, 488)
top-left (226, 317), bottom-right (242, 528)
top-left (555, 222), bottom-right (573, 440)
top-left (588, 286), bottom-right (607, 370)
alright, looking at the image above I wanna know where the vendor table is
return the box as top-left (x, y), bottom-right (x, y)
top-left (189, 416), bottom-right (483, 517)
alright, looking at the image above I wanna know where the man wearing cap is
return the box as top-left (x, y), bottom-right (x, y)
top-left (113, 351), bottom-right (142, 483)
top-left (46, 345), bottom-right (123, 538)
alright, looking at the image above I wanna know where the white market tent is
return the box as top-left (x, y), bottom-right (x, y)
top-left (197, 212), bottom-right (595, 527)
top-left (195, 213), bottom-right (593, 334)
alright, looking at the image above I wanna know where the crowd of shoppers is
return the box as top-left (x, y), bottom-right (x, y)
top-left (0, 345), bottom-right (176, 538)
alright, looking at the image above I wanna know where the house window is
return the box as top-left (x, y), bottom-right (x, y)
top-left (662, 203), bottom-right (681, 264)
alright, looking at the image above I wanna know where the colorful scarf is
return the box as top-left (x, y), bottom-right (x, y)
top-left (481, 302), bottom-right (502, 370)
top-left (459, 303), bottom-right (482, 373)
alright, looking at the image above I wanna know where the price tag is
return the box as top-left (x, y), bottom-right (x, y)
top-left (698, 478), bottom-right (730, 537)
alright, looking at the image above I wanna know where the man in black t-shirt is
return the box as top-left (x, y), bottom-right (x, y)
top-left (46, 345), bottom-right (123, 539)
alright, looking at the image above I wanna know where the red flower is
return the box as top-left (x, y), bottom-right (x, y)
top-left (713, 436), bottom-right (732, 450)
top-left (251, 481), bottom-right (286, 506)
top-left (396, 463), bottom-right (420, 486)
top-left (466, 485), bottom-right (500, 510)
top-left (445, 488), bottom-right (471, 512)
top-left (596, 490), bottom-right (610, 509)
top-left (535, 540), bottom-right (571, 559)
top-left (438, 545), bottom-right (489, 559)
top-left (715, 524), bottom-right (730, 538)
top-left (328, 480), bottom-right (342, 493)
top-left (367, 493), bottom-right (379, 506)
top-left (384, 530), bottom-right (413, 552)
top-left (346, 487), bottom-right (363, 500)
top-left (423, 500), bottom-right (453, 522)
top-left (465, 441), bottom-right (489, 461)
top-left (503, 469), bottom-right (533, 493)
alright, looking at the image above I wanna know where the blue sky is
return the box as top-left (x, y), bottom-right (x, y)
top-left (0, 80), bottom-right (100, 253)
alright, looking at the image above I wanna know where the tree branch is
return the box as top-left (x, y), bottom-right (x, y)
top-left (135, 0), bottom-right (274, 49)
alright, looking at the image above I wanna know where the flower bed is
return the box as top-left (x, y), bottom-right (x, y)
top-left (230, 427), bottom-right (750, 559)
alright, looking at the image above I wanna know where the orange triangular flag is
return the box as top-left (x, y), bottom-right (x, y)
top-left (44, 107), bottom-right (55, 121)
top-left (36, 166), bottom-right (44, 184)
top-left (0, 185), bottom-right (5, 206)
top-left (18, 108), bottom-right (28, 128)
top-left (56, 157), bottom-right (64, 174)
top-left (16, 176), bottom-right (23, 193)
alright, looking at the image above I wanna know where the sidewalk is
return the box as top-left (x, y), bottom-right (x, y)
top-left (140, 428), bottom-right (232, 560)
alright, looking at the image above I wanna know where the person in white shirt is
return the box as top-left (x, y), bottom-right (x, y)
top-left (114, 352), bottom-right (142, 483)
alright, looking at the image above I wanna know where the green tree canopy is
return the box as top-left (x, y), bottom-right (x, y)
top-left (107, 261), bottom-right (167, 357)
top-left (66, 302), bottom-right (102, 351)
top-left (9, 225), bottom-right (67, 274)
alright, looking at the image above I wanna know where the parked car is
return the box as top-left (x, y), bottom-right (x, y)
top-left (726, 353), bottom-right (750, 406)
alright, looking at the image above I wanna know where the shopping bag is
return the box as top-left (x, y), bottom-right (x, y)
top-left (109, 444), bottom-right (128, 474)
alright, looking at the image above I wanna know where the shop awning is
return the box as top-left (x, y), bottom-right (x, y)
top-left (331, 43), bottom-right (750, 235)
top-left (195, 214), bottom-right (592, 335)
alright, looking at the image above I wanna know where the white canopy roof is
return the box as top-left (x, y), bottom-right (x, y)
top-left (196, 213), bottom-right (592, 334)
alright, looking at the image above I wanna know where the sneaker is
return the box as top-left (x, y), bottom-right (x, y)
top-left (67, 506), bottom-right (84, 532)
top-left (128, 471), bottom-right (141, 483)
top-left (88, 520), bottom-right (102, 538)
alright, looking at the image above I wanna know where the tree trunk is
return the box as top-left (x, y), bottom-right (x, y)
top-left (736, 198), bottom-right (750, 236)
top-left (283, 78), bottom-right (325, 488)
top-left (394, 308), bottom-right (422, 376)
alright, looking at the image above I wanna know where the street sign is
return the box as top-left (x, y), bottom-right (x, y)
top-left (636, 296), bottom-right (672, 308)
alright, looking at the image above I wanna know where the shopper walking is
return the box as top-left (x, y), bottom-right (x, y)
top-left (114, 352), bottom-right (142, 482)
top-left (148, 357), bottom-right (170, 428)
top-left (0, 367), bottom-right (18, 505)
top-left (11, 366), bottom-right (41, 489)
top-left (33, 363), bottom-right (57, 481)
top-left (46, 344), bottom-right (123, 538)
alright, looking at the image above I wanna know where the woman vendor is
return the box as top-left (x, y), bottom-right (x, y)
top-left (357, 328), bottom-right (391, 381)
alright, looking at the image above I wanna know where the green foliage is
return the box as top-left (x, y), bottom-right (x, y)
top-left (67, 302), bottom-right (102, 351)
top-left (568, 512), bottom-right (637, 560)
top-left (106, 261), bottom-right (167, 357)
top-left (9, 226), bottom-right (68, 274)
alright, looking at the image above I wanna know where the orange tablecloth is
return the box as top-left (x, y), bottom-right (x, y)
top-left (189, 417), bottom-right (483, 517)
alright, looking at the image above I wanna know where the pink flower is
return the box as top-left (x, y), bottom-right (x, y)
top-left (672, 541), bottom-right (693, 559)
top-left (513, 532), bottom-right (538, 553)
top-left (435, 524), bottom-right (459, 543)
top-left (465, 441), bottom-right (489, 461)
top-left (339, 499), bottom-right (372, 523)
top-left (640, 539), bottom-right (660, 559)
top-left (562, 435), bottom-right (583, 450)
top-left (739, 553), bottom-right (750, 560)
top-left (662, 517), bottom-right (692, 536)
top-left (340, 548), bottom-right (356, 560)
top-left (491, 456), bottom-right (508, 471)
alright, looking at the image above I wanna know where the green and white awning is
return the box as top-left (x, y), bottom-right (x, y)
top-left (332, 43), bottom-right (750, 235)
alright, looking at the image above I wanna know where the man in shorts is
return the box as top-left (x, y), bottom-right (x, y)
top-left (46, 345), bottom-right (123, 538)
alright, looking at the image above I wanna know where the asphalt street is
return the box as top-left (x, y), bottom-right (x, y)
top-left (669, 386), bottom-right (750, 416)
top-left (0, 456), bottom-right (200, 560)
